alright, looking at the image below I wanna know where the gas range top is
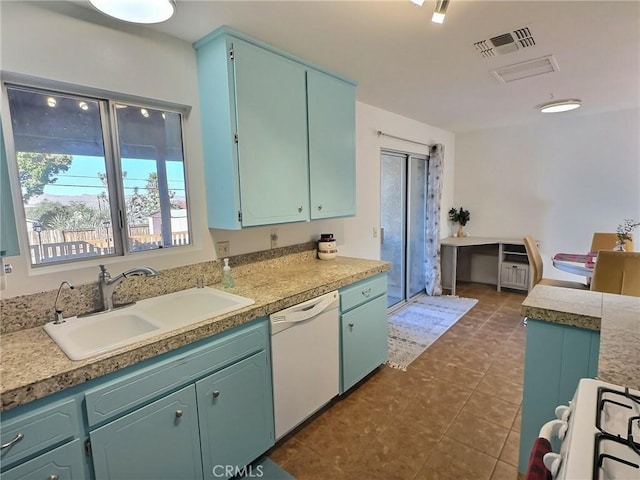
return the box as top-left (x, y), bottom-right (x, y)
top-left (555, 379), bottom-right (640, 480)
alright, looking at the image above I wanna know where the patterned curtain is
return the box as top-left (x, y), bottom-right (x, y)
top-left (425, 143), bottom-right (444, 295)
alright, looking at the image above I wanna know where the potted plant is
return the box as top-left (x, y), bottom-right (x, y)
top-left (448, 207), bottom-right (471, 237)
top-left (615, 219), bottom-right (640, 251)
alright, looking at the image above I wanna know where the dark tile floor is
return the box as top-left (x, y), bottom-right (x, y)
top-left (269, 282), bottom-right (528, 480)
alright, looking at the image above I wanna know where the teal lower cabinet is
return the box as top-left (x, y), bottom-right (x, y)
top-left (518, 318), bottom-right (600, 474)
top-left (1, 318), bottom-right (274, 480)
top-left (197, 351), bottom-right (274, 478)
top-left (339, 274), bottom-right (388, 393)
top-left (0, 396), bottom-right (86, 479)
top-left (90, 385), bottom-right (203, 480)
top-left (1, 439), bottom-right (86, 480)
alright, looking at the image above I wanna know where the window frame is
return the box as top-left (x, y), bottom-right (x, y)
top-left (1, 73), bottom-right (193, 269)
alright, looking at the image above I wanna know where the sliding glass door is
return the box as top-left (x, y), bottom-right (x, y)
top-left (380, 151), bottom-right (428, 308)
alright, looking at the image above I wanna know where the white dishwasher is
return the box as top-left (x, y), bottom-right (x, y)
top-left (270, 290), bottom-right (339, 440)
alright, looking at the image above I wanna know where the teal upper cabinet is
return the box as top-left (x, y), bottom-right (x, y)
top-left (308, 70), bottom-right (356, 219)
top-left (194, 27), bottom-right (356, 229)
top-left (233, 39), bottom-right (309, 227)
top-left (1, 122), bottom-right (20, 257)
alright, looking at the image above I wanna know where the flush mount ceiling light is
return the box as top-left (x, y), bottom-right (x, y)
top-left (410, 0), bottom-right (425, 6)
top-left (89, 0), bottom-right (176, 24)
top-left (432, 0), bottom-right (449, 23)
top-left (537, 99), bottom-right (582, 113)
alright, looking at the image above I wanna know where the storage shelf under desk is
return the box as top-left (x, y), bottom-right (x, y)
top-left (441, 237), bottom-right (529, 295)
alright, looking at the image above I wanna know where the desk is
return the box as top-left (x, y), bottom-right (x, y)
top-left (552, 252), bottom-right (596, 278)
top-left (441, 236), bottom-right (528, 296)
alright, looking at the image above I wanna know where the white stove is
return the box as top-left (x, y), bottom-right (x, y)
top-left (541, 378), bottom-right (640, 480)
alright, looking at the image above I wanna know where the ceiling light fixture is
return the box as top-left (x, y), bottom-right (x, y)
top-left (432, 0), bottom-right (449, 23)
top-left (537, 99), bottom-right (582, 113)
top-left (411, 0), bottom-right (425, 6)
top-left (89, 0), bottom-right (176, 24)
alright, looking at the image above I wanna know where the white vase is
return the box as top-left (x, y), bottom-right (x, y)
top-left (613, 242), bottom-right (625, 252)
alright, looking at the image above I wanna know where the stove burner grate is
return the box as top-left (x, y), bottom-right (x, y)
top-left (596, 386), bottom-right (640, 438)
top-left (593, 433), bottom-right (640, 480)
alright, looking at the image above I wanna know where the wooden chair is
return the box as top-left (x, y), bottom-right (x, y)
top-left (590, 250), bottom-right (640, 297)
top-left (590, 232), bottom-right (634, 252)
top-left (523, 235), bottom-right (589, 291)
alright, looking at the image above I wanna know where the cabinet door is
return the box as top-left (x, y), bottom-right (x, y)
top-left (1, 122), bottom-right (20, 257)
top-left (90, 385), bottom-right (203, 480)
top-left (307, 70), bottom-right (356, 219)
top-left (233, 39), bottom-right (309, 226)
top-left (341, 294), bottom-right (388, 392)
top-left (196, 350), bottom-right (274, 478)
top-left (2, 439), bottom-right (86, 480)
top-left (518, 319), bottom-right (600, 473)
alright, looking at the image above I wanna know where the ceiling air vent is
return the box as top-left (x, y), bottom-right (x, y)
top-left (474, 26), bottom-right (535, 58)
top-left (491, 55), bottom-right (560, 83)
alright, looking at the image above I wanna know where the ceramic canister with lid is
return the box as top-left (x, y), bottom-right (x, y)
top-left (318, 233), bottom-right (337, 260)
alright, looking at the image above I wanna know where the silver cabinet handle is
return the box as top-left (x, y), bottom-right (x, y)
top-left (317, 204), bottom-right (323, 211)
top-left (1, 432), bottom-right (24, 449)
top-left (298, 206), bottom-right (303, 213)
top-left (212, 391), bottom-right (220, 398)
top-left (361, 288), bottom-right (372, 298)
top-left (175, 410), bottom-right (184, 418)
top-left (48, 476), bottom-right (59, 480)
top-left (348, 323), bottom-right (354, 331)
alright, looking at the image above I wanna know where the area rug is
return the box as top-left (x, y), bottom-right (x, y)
top-left (386, 295), bottom-right (478, 371)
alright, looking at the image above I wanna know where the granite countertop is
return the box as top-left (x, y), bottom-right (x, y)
top-left (1, 256), bottom-right (390, 411)
top-left (521, 284), bottom-right (640, 390)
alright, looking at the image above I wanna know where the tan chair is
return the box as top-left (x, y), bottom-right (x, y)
top-left (590, 232), bottom-right (634, 252)
top-left (590, 250), bottom-right (640, 297)
top-left (523, 235), bottom-right (589, 291)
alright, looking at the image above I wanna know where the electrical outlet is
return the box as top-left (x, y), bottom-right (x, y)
top-left (270, 230), bottom-right (278, 249)
top-left (216, 241), bottom-right (230, 257)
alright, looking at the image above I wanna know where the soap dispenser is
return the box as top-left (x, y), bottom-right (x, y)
top-left (222, 258), bottom-right (235, 288)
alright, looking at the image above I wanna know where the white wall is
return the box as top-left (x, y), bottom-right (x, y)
top-left (0, 2), bottom-right (455, 297)
top-left (456, 107), bottom-right (640, 281)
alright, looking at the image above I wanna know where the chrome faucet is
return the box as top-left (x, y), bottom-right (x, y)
top-left (53, 280), bottom-right (75, 324)
top-left (98, 264), bottom-right (158, 311)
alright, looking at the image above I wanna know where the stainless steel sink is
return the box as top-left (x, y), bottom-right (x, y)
top-left (44, 287), bottom-right (255, 361)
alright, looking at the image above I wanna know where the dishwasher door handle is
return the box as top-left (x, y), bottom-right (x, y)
top-left (271, 297), bottom-right (335, 325)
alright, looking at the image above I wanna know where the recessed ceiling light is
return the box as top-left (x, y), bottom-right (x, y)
top-left (89, 0), bottom-right (176, 24)
top-left (537, 99), bottom-right (582, 113)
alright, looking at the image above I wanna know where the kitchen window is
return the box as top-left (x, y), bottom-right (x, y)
top-left (4, 84), bottom-right (190, 267)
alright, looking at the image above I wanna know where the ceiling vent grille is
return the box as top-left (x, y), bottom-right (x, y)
top-left (491, 55), bottom-right (560, 83)
top-left (474, 27), bottom-right (535, 58)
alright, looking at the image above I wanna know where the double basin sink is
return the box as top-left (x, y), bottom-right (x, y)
top-left (44, 287), bottom-right (255, 361)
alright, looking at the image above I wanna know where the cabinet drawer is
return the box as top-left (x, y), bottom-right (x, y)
top-left (340, 274), bottom-right (387, 312)
top-left (0, 398), bottom-right (80, 468)
top-left (2, 439), bottom-right (85, 480)
top-left (85, 320), bottom-right (268, 427)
